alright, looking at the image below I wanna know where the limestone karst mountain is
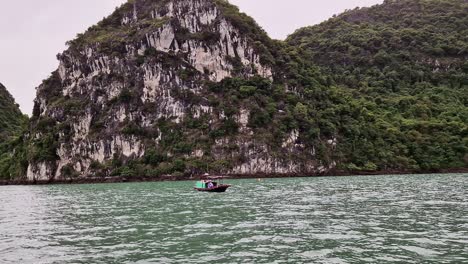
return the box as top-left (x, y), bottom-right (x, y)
top-left (26, 0), bottom-right (328, 181)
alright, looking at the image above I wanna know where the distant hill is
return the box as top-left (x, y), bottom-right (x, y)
top-left (288, 0), bottom-right (468, 85)
top-left (0, 83), bottom-right (28, 179)
top-left (286, 0), bottom-right (468, 171)
top-left (0, 83), bottom-right (26, 141)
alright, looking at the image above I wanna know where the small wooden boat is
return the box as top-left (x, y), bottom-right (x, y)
top-left (194, 176), bottom-right (231, 193)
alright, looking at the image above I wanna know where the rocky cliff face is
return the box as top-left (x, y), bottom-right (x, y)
top-left (27, 0), bottom-right (333, 181)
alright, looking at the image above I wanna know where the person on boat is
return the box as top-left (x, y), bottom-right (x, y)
top-left (207, 181), bottom-right (214, 189)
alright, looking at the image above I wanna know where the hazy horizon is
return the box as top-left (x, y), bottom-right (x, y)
top-left (0, 0), bottom-right (383, 114)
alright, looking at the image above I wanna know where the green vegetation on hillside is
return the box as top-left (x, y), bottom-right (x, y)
top-left (287, 0), bottom-right (468, 171)
top-left (0, 83), bottom-right (26, 141)
top-left (0, 83), bottom-right (29, 180)
top-left (66, 0), bottom-right (170, 55)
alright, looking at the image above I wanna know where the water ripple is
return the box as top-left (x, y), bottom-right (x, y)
top-left (0, 173), bottom-right (467, 263)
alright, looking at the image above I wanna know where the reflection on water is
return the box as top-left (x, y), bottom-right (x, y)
top-left (0, 173), bottom-right (467, 263)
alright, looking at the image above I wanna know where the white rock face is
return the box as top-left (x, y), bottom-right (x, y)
top-left (193, 105), bottom-right (213, 118)
top-left (146, 24), bottom-right (175, 51)
top-left (147, 0), bottom-right (273, 82)
top-left (282, 130), bottom-right (299, 148)
top-left (230, 147), bottom-right (316, 175)
top-left (237, 109), bottom-right (250, 132)
top-left (27, 162), bottom-right (55, 181)
top-left (209, 137), bottom-right (320, 176)
top-left (192, 149), bottom-right (204, 158)
top-left (113, 135), bottom-right (145, 158)
top-left (73, 112), bottom-right (93, 141)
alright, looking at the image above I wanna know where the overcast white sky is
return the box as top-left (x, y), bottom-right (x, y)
top-left (0, 0), bottom-right (383, 114)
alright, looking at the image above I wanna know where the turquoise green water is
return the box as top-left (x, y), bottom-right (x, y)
top-left (0, 174), bottom-right (467, 263)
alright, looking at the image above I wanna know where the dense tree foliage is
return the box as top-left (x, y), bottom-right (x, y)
top-left (0, 83), bottom-right (28, 179)
top-left (287, 0), bottom-right (468, 171)
top-left (0, 84), bottom-right (26, 141)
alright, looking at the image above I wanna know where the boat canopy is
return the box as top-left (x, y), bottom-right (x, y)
top-left (206, 176), bottom-right (229, 180)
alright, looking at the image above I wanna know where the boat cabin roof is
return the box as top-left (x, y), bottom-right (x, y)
top-left (205, 176), bottom-right (229, 180)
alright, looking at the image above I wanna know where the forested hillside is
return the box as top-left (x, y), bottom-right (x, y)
top-left (0, 83), bottom-right (26, 140)
top-left (287, 0), bottom-right (468, 171)
top-left (0, 83), bottom-right (28, 179)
